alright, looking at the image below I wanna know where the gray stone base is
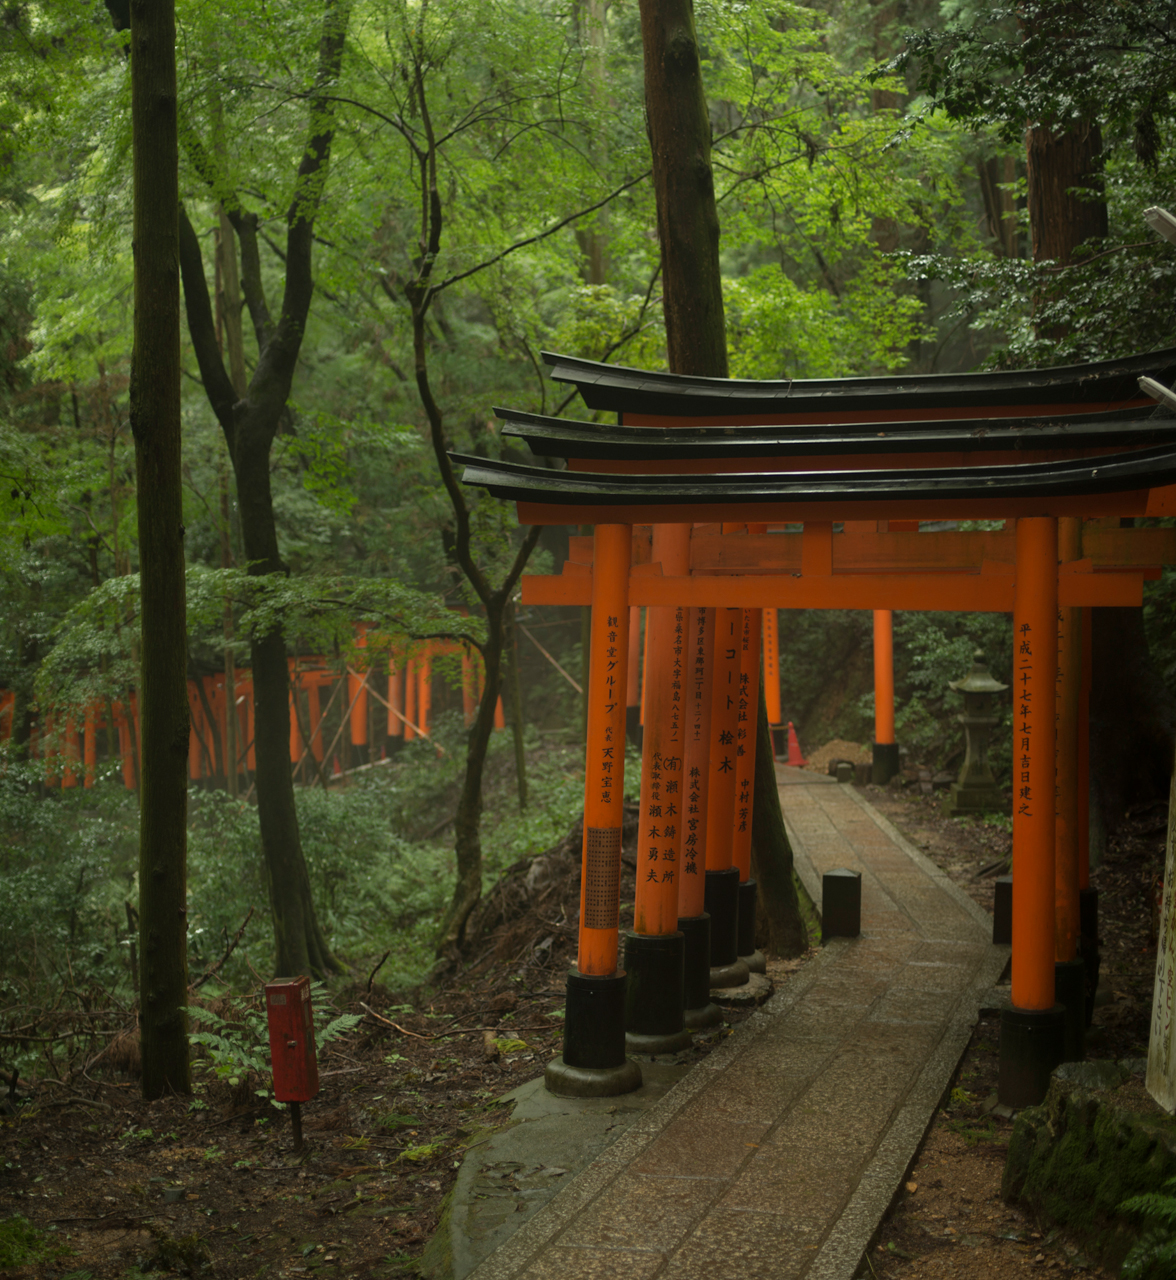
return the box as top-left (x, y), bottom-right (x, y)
top-left (712, 971), bottom-right (774, 1007)
top-left (709, 958), bottom-right (750, 989)
top-left (945, 782), bottom-right (1005, 816)
top-left (740, 949), bottom-right (767, 975)
top-left (624, 1027), bottom-right (693, 1055)
top-left (543, 1055), bottom-right (642, 1099)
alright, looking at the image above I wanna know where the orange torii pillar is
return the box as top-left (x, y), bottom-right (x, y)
top-left (289, 663), bottom-right (305, 768)
top-left (1078, 607), bottom-right (1099, 1024)
top-left (680, 605), bottom-right (723, 1028)
top-left (418, 651), bottom-right (432, 736)
top-left (626, 604), bottom-right (642, 747)
top-left (734, 605), bottom-right (766, 974)
top-left (83, 704), bottom-right (99, 788)
top-left (403, 656), bottom-right (417, 742)
top-left (61, 718), bottom-right (80, 788)
top-left (388, 659), bottom-right (406, 741)
top-left (348, 625), bottom-right (369, 763)
top-left (545, 523), bottom-right (642, 1098)
top-left (624, 524), bottom-right (693, 1055)
top-left (306, 676), bottom-right (326, 762)
top-left (1000, 516), bottom-right (1066, 1107)
top-left (113, 701), bottom-right (137, 788)
top-left (762, 607), bottom-right (783, 758)
top-left (1054, 517), bottom-right (1085, 1062)
top-left (872, 609), bottom-right (900, 783)
top-left (705, 605), bottom-right (750, 989)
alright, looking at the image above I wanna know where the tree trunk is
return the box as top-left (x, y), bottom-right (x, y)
top-left (638, 0), bottom-right (728, 378)
top-left (751, 679), bottom-right (808, 955)
top-left (176, 0), bottom-right (349, 978)
top-left (1026, 119), bottom-right (1107, 266)
top-left (639, 0), bottom-right (805, 952)
top-left (128, 0), bottom-right (190, 1098)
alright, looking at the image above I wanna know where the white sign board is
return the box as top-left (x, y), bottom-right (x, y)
top-left (1146, 763), bottom-right (1176, 1113)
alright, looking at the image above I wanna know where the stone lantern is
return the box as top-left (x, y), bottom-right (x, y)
top-left (945, 650), bottom-right (1008, 816)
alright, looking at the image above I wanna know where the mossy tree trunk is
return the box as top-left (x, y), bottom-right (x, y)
top-left (128, 0), bottom-right (191, 1098)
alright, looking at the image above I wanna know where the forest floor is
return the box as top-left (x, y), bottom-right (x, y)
top-left (0, 774), bottom-right (1165, 1280)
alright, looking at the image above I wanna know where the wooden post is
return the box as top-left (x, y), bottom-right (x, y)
top-left (1055, 517), bottom-right (1084, 1060)
top-left (388, 661), bottom-right (405, 738)
top-left (872, 609), bottom-right (899, 783)
top-left (627, 524), bottom-right (692, 1053)
top-left (348, 625), bottom-right (368, 754)
top-left (1001, 516), bottom-right (1065, 1106)
top-left (763, 607), bottom-right (782, 725)
top-left (704, 606), bottom-right (747, 986)
top-left (733, 606), bottom-right (763, 968)
top-left (547, 523), bottom-right (641, 1097)
top-left (404, 657), bottom-right (417, 743)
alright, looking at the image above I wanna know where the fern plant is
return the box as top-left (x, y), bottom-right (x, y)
top-left (185, 983), bottom-right (363, 1105)
top-left (1120, 1177), bottom-right (1176, 1279)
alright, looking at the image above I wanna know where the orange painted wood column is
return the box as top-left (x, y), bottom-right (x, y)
top-left (1055, 519), bottom-right (1081, 964)
top-left (576, 523), bottom-right (632, 978)
top-left (732, 608), bottom-right (761, 884)
top-left (418, 652), bottom-right (432, 737)
top-left (634, 525), bottom-right (690, 937)
top-left (706, 608), bottom-right (742, 872)
top-left (62, 718), bottom-right (79, 789)
top-left (388, 661), bottom-right (405, 738)
top-left (1012, 516), bottom-right (1059, 1010)
top-left (763, 608), bottom-right (782, 727)
top-left (873, 610), bottom-right (895, 744)
top-left (1001, 516), bottom-right (1066, 1106)
top-left (349, 625), bottom-right (369, 748)
top-left (1078, 607), bottom-right (1092, 892)
top-left (627, 606), bottom-right (642, 709)
top-left (681, 606), bottom-right (715, 919)
top-left (404, 658), bottom-right (417, 743)
top-left (1055, 518), bottom-right (1085, 1061)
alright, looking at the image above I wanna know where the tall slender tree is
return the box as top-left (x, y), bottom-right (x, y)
top-left (177, 0), bottom-right (350, 978)
top-left (127, 0), bottom-right (191, 1096)
top-left (637, 0), bottom-right (806, 951)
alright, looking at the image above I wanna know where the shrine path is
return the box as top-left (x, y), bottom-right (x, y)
top-left (464, 769), bottom-right (1009, 1280)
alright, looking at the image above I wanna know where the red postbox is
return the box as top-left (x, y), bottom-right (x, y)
top-left (265, 976), bottom-right (320, 1103)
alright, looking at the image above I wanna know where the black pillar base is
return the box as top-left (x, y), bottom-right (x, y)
top-left (705, 868), bottom-right (740, 966)
top-left (872, 742), bottom-right (900, 786)
top-left (993, 876), bottom-right (1013, 945)
top-left (1055, 958), bottom-right (1086, 1064)
top-left (1080, 887), bottom-right (1100, 1028)
top-left (679, 914), bottom-right (722, 1028)
top-left (821, 868), bottom-right (862, 939)
top-left (770, 725), bottom-right (786, 760)
top-left (623, 932), bottom-right (692, 1055)
top-left (998, 1004), bottom-right (1065, 1108)
top-left (737, 878), bottom-right (758, 957)
top-left (545, 967), bottom-right (641, 1097)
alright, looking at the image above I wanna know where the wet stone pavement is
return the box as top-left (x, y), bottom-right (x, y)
top-left (459, 769), bottom-right (1010, 1280)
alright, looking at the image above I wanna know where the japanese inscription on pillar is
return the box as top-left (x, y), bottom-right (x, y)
top-left (737, 611), bottom-right (752, 835)
top-left (685, 607), bottom-right (709, 879)
top-left (597, 614), bottom-right (621, 810)
top-left (1017, 621), bottom-right (1033, 819)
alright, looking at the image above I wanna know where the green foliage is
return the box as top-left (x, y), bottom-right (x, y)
top-left (1122, 1178), bottom-right (1176, 1280)
top-left (0, 1215), bottom-right (63, 1268)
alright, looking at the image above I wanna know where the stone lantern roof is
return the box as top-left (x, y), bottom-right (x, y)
top-left (948, 651), bottom-right (1009, 695)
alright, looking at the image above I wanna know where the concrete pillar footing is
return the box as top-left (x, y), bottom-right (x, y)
top-left (625, 1029), bottom-right (694, 1055)
top-left (683, 1001), bottom-right (724, 1030)
top-left (710, 959), bottom-right (750, 990)
top-left (544, 1057), bottom-right (642, 1098)
top-left (739, 950), bottom-right (767, 975)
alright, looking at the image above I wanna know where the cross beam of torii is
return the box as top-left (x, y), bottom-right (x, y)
top-left (459, 345), bottom-right (1176, 1109)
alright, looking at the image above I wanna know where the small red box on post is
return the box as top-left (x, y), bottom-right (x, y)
top-left (265, 976), bottom-right (320, 1103)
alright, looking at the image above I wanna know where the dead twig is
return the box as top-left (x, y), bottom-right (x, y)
top-left (366, 950), bottom-right (391, 994)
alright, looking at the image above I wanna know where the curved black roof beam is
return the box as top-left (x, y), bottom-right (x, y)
top-left (453, 443), bottom-right (1176, 507)
top-left (494, 406), bottom-right (1174, 461)
top-left (540, 349), bottom-right (1176, 417)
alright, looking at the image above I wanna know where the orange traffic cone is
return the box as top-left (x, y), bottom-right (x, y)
top-left (786, 721), bottom-right (806, 767)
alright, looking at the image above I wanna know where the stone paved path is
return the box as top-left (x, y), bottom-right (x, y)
top-left (465, 771), bottom-right (1009, 1280)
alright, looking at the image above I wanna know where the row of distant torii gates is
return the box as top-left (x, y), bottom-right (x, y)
top-left (459, 345), bottom-right (1176, 1108)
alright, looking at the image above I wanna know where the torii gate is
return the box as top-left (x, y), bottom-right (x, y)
top-left (459, 345), bottom-right (1176, 1108)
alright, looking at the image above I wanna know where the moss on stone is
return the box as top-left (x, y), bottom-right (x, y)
top-left (1003, 1061), bottom-right (1176, 1271)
